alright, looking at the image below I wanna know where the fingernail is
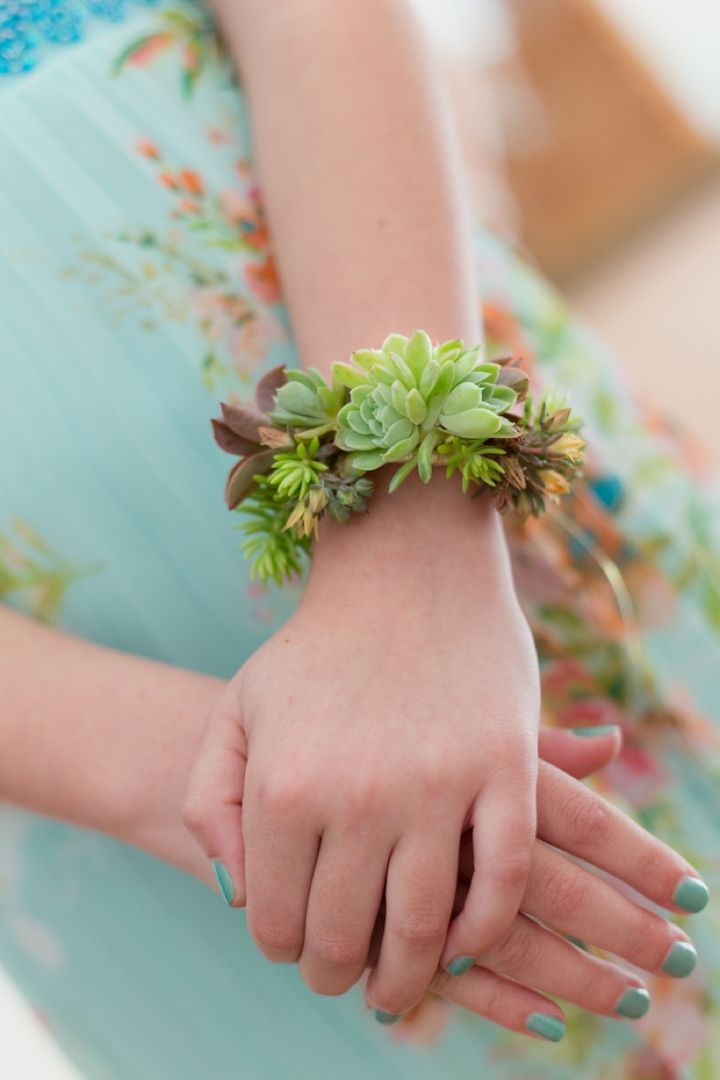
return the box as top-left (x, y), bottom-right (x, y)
top-left (662, 941), bottom-right (697, 978)
top-left (447, 956), bottom-right (475, 976)
top-left (673, 876), bottom-right (709, 913)
top-left (373, 1010), bottom-right (401, 1026)
top-left (566, 935), bottom-right (589, 952)
top-left (614, 987), bottom-right (650, 1019)
top-left (211, 858), bottom-right (234, 906)
top-left (570, 724), bottom-right (619, 738)
top-left (525, 1013), bottom-right (566, 1042)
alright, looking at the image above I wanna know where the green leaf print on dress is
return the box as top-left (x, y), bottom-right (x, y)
top-left (0, 519), bottom-right (95, 622)
top-left (112, 4), bottom-right (228, 96)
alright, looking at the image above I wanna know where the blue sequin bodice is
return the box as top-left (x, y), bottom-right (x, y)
top-left (0, 0), bottom-right (160, 74)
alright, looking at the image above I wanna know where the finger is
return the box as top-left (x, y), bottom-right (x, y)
top-left (537, 761), bottom-right (710, 914)
top-left (538, 724), bottom-right (622, 779)
top-left (483, 914), bottom-right (651, 1020)
top-left (300, 830), bottom-right (390, 996)
top-left (183, 701), bottom-right (248, 908)
top-left (242, 765), bottom-right (321, 963)
top-left (524, 842), bottom-right (698, 978)
top-left (442, 772), bottom-right (535, 972)
top-left (429, 965), bottom-right (567, 1042)
top-left (366, 825), bottom-right (459, 1020)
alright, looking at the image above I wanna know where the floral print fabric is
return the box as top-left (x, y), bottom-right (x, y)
top-left (0, 5), bottom-right (718, 1078)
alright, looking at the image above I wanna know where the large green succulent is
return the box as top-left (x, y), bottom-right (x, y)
top-left (332, 330), bottom-right (523, 488)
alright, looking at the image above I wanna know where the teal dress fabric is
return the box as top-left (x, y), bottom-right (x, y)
top-left (2, 5), bottom-right (720, 1078)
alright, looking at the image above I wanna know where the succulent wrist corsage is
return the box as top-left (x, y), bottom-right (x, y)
top-left (212, 330), bottom-right (585, 584)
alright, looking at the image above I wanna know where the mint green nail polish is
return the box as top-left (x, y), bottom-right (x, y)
top-left (448, 956), bottom-right (475, 976)
top-left (571, 724), bottom-right (619, 737)
top-left (662, 941), bottom-right (697, 978)
top-left (614, 987), bottom-right (650, 1019)
top-left (526, 1013), bottom-right (566, 1042)
top-left (373, 1010), bottom-right (401, 1026)
top-left (211, 859), bottom-right (234, 906)
top-left (673, 876), bottom-right (709, 913)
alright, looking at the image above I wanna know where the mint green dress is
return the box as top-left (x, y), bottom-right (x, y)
top-left (1, 4), bottom-right (719, 1078)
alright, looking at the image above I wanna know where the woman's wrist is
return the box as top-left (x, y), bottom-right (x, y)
top-left (305, 465), bottom-right (514, 602)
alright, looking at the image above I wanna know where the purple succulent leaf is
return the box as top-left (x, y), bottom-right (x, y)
top-left (225, 448), bottom-right (276, 509)
top-left (211, 418), bottom-right (260, 457)
top-left (220, 401), bottom-right (270, 443)
top-left (255, 364), bottom-right (288, 413)
top-left (497, 366), bottom-right (530, 398)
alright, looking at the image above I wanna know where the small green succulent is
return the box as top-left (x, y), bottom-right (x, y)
top-left (269, 368), bottom-right (345, 434)
top-left (437, 437), bottom-right (507, 493)
top-left (333, 330), bottom-right (521, 489)
top-left (266, 436), bottom-right (328, 500)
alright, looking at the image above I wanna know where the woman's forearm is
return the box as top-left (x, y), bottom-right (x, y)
top-left (211, 0), bottom-right (479, 369)
top-left (0, 606), bottom-right (221, 881)
top-left (212, 0), bottom-right (502, 554)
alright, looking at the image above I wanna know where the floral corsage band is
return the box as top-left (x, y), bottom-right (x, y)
top-left (212, 330), bottom-right (586, 584)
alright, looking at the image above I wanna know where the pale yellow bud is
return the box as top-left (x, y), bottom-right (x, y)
top-left (308, 487), bottom-right (329, 513)
top-left (539, 469), bottom-right (570, 496)
top-left (548, 433), bottom-right (585, 461)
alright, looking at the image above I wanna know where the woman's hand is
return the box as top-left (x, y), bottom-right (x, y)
top-left (413, 749), bottom-right (706, 1039)
top-left (185, 474), bottom-right (541, 1015)
top-left (183, 717), bottom-right (707, 1039)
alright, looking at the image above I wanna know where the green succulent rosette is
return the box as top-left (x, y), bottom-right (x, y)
top-left (211, 330), bottom-right (585, 584)
top-left (332, 331), bottom-right (522, 490)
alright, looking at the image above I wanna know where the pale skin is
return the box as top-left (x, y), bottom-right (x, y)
top-left (0, 606), bottom-right (705, 1040)
top-left (175, 0), bottom-right (708, 1023)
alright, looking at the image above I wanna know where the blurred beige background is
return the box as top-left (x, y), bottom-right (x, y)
top-left (415, 0), bottom-right (720, 460)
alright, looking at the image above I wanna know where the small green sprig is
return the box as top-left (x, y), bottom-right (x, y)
top-left (211, 332), bottom-right (586, 584)
top-left (267, 436), bottom-right (328, 500)
top-left (239, 481), bottom-right (312, 586)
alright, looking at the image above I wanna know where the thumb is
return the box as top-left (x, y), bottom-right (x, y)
top-left (183, 688), bottom-right (248, 908)
top-left (538, 723), bottom-right (621, 780)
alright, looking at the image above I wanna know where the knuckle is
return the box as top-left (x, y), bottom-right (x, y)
top-left (429, 968), bottom-right (452, 995)
top-left (480, 979), bottom-right (508, 1023)
top-left (620, 910), bottom-right (670, 966)
top-left (630, 843), bottom-right (663, 887)
top-left (391, 909), bottom-right (448, 952)
top-left (417, 752), bottom-right (456, 796)
top-left (342, 773), bottom-right (386, 821)
top-left (255, 772), bottom-right (307, 817)
top-left (540, 865), bottom-right (590, 920)
top-left (308, 931), bottom-right (366, 973)
top-left (565, 790), bottom-right (613, 847)
top-left (491, 847), bottom-right (533, 893)
top-left (250, 918), bottom-right (303, 958)
top-left (182, 793), bottom-right (209, 838)
top-left (492, 922), bottom-right (544, 974)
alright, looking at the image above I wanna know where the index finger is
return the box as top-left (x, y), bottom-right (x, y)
top-left (536, 761), bottom-right (709, 914)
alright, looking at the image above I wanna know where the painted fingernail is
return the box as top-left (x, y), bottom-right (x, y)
top-left (211, 859), bottom-right (234, 906)
top-left (447, 956), bottom-right (475, 976)
top-left (662, 941), bottom-right (697, 978)
top-left (373, 1010), bottom-right (401, 1026)
top-left (672, 876), bottom-right (709, 913)
top-left (566, 935), bottom-right (589, 951)
top-left (614, 987), bottom-right (650, 1019)
top-left (570, 724), bottom-right (619, 737)
top-left (525, 1013), bottom-right (566, 1042)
